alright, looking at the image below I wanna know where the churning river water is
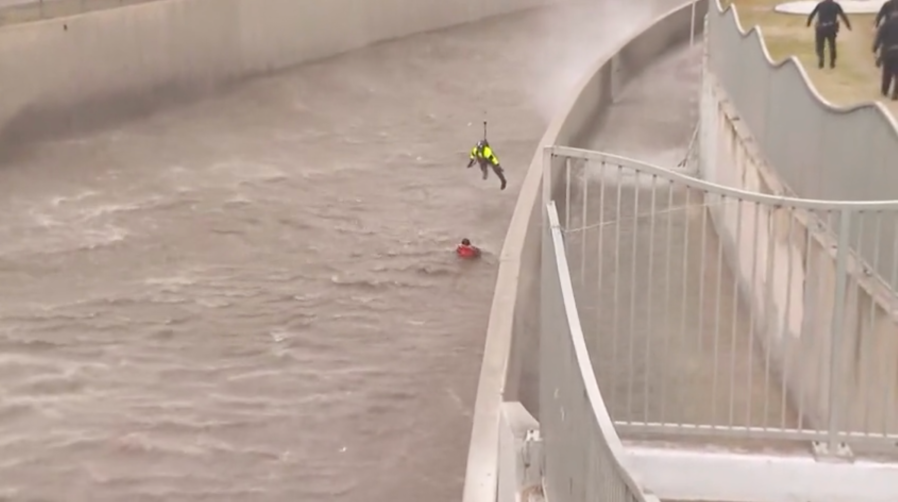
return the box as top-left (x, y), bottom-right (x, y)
top-left (0, 2), bottom-right (681, 500)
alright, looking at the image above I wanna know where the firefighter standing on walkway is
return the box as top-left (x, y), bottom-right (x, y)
top-left (874, 10), bottom-right (898, 100)
top-left (876, 0), bottom-right (897, 28)
top-left (807, 0), bottom-right (852, 69)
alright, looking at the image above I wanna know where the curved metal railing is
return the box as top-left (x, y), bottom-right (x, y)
top-left (541, 197), bottom-right (661, 502)
top-left (546, 145), bottom-right (898, 462)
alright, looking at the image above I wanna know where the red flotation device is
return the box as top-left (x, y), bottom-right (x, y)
top-left (456, 238), bottom-right (481, 259)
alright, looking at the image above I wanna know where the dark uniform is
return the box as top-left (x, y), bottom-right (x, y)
top-left (876, 0), bottom-right (897, 28)
top-left (874, 12), bottom-right (898, 99)
top-left (467, 140), bottom-right (507, 190)
top-left (807, 0), bottom-right (852, 69)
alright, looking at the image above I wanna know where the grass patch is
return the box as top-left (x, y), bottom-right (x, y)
top-left (728, 0), bottom-right (898, 114)
top-left (0, 0), bottom-right (155, 27)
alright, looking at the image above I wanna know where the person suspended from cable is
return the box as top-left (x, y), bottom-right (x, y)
top-left (466, 121), bottom-right (507, 190)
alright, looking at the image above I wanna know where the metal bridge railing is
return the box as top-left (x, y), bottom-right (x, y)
top-left (542, 145), bottom-right (898, 457)
top-left (541, 199), bottom-right (659, 502)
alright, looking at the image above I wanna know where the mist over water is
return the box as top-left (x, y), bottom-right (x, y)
top-left (529, 1), bottom-right (655, 122)
top-left (0, 2), bottom-right (686, 501)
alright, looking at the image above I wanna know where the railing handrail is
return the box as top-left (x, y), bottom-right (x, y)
top-left (549, 144), bottom-right (898, 456)
top-left (546, 200), bottom-right (662, 502)
top-left (552, 145), bottom-right (898, 209)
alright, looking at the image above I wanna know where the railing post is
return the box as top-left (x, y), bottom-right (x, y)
top-left (542, 146), bottom-right (554, 228)
top-left (689, 0), bottom-right (697, 48)
top-left (822, 209), bottom-right (851, 458)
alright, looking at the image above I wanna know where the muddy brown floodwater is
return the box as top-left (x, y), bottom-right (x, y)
top-left (0, 2), bottom-right (682, 501)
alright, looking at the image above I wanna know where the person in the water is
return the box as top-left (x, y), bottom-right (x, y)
top-left (456, 238), bottom-right (481, 259)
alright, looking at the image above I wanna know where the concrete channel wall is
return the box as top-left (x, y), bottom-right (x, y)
top-left (701, 3), bottom-right (898, 441)
top-left (0, 0), bottom-right (555, 143)
top-left (464, 2), bottom-right (706, 500)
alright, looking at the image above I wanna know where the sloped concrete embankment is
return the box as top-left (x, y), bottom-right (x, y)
top-left (0, 0), bottom-right (553, 145)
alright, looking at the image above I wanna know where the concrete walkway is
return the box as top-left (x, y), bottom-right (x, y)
top-left (628, 443), bottom-right (898, 502)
